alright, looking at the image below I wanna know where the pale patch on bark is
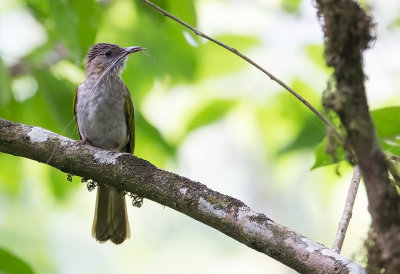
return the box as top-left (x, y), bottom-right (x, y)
top-left (301, 237), bottom-right (324, 253)
top-left (178, 187), bottom-right (188, 195)
top-left (59, 136), bottom-right (72, 146)
top-left (198, 197), bottom-right (226, 218)
top-left (236, 206), bottom-right (251, 220)
top-left (239, 209), bottom-right (273, 238)
top-left (27, 127), bottom-right (49, 143)
top-left (321, 249), bottom-right (366, 274)
top-left (94, 150), bottom-right (119, 164)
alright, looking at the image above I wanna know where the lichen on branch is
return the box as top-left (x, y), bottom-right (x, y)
top-left (315, 0), bottom-right (400, 272)
top-left (0, 118), bottom-right (364, 273)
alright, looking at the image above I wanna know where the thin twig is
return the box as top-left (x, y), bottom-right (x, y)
top-left (142, 0), bottom-right (344, 144)
top-left (332, 165), bottom-right (362, 253)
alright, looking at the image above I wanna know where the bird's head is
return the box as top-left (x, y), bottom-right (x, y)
top-left (85, 43), bottom-right (144, 76)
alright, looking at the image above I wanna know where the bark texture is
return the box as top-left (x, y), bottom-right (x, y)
top-left (316, 0), bottom-right (400, 272)
top-left (0, 118), bottom-right (364, 273)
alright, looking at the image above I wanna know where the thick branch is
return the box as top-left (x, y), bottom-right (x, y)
top-left (316, 0), bottom-right (400, 271)
top-left (0, 118), bottom-right (363, 273)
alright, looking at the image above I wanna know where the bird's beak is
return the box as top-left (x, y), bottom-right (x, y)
top-left (125, 46), bottom-right (145, 54)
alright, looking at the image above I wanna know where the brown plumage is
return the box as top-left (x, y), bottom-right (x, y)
top-left (74, 43), bottom-right (143, 244)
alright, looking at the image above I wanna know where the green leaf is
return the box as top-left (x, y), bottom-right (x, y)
top-left (371, 107), bottom-right (400, 157)
top-left (305, 44), bottom-right (332, 73)
top-left (26, 0), bottom-right (50, 20)
top-left (44, 0), bottom-right (102, 63)
top-left (46, 0), bottom-right (82, 63)
top-left (0, 155), bottom-right (23, 196)
top-left (394, 15), bottom-right (400, 27)
top-left (186, 99), bottom-right (237, 132)
top-left (168, 0), bottom-right (199, 45)
top-left (1, 84), bottom-right (64, 134)
top-left (135, 110), bottom-right (176, 168)
top-left (258, 79), bottom-right (323, 155)
top-left (48, 168), bottom-right (78, 200)
top-left (168, 0), bottom-right (197, 27)
top-left (279, 115), bottom-right (325, 154)
top-left (33, 69), bottom-right (76, 135)
top-left (136, 0), bottom-right (196, 27)
top-left (70, 0), bottom-right (103, 54)
top-left (311, 136), bottom-right (345, 170)
top-left (282, 0), bottom-right (302, 14)
top-left (0, 247), bottom-right (34, 274)
top-left (135, 0), bottom-right (168, 18)
top-left (197, 34), bottom-right (259, 79)
top-left (95, 0), bottom-right (201, 101)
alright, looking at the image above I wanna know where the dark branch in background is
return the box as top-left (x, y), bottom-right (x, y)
top-left (332, 165), bottom-right (361, 253)
top-left (140, 0), bottom-right (345, 145)
top-left (315, 0), bottom-right (400, 272)
top-left (0, 118), bottom-right (364, 273)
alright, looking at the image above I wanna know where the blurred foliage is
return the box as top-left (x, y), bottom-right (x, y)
top-left (196, 34), bottom-right (259, 79)
top-left (0, 154), bottom-right (23, 195)
top-left (306, 44), bottom-right (333, 73)
top-left (312, 107), bottom-right (400, 169)
top-left (258, 78), bottom-right (326, 158)
top-left (281, 0), bottom-right (302, 14)
top-left (0, 0), bottom-right (331, 195)
top-left (0, 57), bottom-right (11, 106)
top-left (185, 99), bottom-right (237, 134)
top-left (0, 247), bottom-right (34, 274)
top-left (371, 107), bottom-right (400, 157)
top-left (311, 135), bottom-right (345, 170)
top-left (1, 0), bottom-right (400, 273)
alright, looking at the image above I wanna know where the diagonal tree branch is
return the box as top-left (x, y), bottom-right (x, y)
top-left (0, 118), bottom-right (364, 273)
top-left (140, 0), bottom-right (345, 145)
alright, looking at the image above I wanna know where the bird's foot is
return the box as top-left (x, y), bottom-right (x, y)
top-left (76, 139), bottom-right (90, 146)
top-left (107, 148), bottom-right (119, 155)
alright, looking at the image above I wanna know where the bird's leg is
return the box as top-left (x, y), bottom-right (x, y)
top-left (75, 138), bottom-right (91, 146)
top-left (107, 144), bottom-right (120, 155)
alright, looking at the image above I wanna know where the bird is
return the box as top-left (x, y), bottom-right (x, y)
top-left (73, 43), bottom-right (144, 244)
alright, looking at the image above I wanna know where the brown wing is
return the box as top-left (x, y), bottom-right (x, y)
top-left (124, 85), bottom-right (135, 154)
top-left (73, 85), bottom-right (82, 140)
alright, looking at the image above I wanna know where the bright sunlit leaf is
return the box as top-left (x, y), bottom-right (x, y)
top-left (311, 136), bottom-right (345, 170)
top-left (371, 106), bottom-right (400, 157)
top-left (312, 106), bottom-right (400, 169)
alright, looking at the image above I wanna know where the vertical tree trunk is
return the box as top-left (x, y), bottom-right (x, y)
top-left (315, 0), bottom-right (400, 272)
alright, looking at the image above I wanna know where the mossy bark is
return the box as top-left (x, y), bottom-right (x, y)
top-left (316, 0), bottom-right (400, 272)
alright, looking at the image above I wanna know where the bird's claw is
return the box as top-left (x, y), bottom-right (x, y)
top-left (76, 139), bottom-right (89, 146)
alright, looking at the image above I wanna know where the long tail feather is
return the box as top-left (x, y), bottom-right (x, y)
top-left (92, 185), bottom-right (130, 244)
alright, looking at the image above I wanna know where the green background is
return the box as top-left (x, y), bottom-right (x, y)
top-left (1, 0), bottom-right (400, 273)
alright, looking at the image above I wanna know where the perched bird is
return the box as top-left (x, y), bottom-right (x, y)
top-left (74, 43), bottom-right (144, 244)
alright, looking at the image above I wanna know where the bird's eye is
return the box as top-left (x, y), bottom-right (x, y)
top-left (104, 50), bottom-right (112, 57)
